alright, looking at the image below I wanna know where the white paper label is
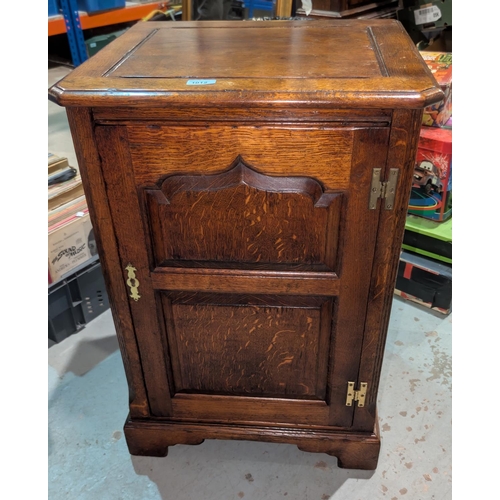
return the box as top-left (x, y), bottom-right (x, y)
top-left (186, 80), bottom-right (216, 86)
top-left (301, 0), bottom-right (312, 15)
top-left (414, 5), bottom-right (442, 25)
top-left (76, 212), bottom-right (85, 217)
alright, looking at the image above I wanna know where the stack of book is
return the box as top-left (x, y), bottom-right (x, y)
top-left (48, 153), bottom-right (83, 210)
top-left (48, 154), bottom-right (95, 284)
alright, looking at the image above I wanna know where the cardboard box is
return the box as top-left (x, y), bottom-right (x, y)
top-left (420, 51), bottom-right (452, 128)
top-left (48, 214), bottom-right (94, 283)
top-left (408, 127), bottom-right (452, 222)
top-left (395, 250), bottom-right (452, 315)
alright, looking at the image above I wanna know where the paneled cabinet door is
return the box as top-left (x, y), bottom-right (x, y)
top-left (95, 123), bottom-right (390, 429)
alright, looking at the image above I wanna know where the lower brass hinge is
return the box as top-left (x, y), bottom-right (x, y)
top-left (346, 381), bottom-right (368, 407)
top-left (369, 168), bottom-right (399, 210)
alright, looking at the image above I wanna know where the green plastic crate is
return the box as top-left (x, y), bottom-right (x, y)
top-left (402, 214), bottom-right (452, 264)
top-left (85, 29), bottom-right (127, 58)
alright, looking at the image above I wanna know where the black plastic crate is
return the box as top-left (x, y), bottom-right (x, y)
top-left (48, 258), bottom-right (110, 343)
top-left (395, 250), bottom-right (452, 315)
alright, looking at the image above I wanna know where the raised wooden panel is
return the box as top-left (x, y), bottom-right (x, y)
top-left (107, 25), bottom-right (383, 80)
top-left (162, 293), bottom-right (333, 400)
top-left (144, 158), bottom-right (343, 272)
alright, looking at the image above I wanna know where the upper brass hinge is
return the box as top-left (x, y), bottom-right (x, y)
top-left (346, 381), bottom-right (368, 407)
top-left (369, 168), bottom-right (399, 210)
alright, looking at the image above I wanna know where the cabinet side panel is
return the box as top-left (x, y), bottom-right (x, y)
top-left (66, 108), bottom-right (149, 418)
top-left (353, 109), bottom-right (424, 431)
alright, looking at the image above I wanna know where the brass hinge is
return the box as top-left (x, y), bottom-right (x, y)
top-left (369, 168), bottom-right (399, 210)
top-left (345, 381), bottom-right (368, 407)
top-left (125, 263), bottom-right (141, 302)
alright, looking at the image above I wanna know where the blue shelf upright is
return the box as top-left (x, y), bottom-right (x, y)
top-left (60, 0), bottom-right (88, 66)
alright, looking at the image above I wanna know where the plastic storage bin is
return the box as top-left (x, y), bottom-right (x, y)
top-left (77, 0), bottom-right (125, 14)
top-left (245, 0), bottom-right (274, 18)
top-left (86, 28), bottom-right (127, 57)
top-left (48, 0), bottom-right (59, 16)
top-left (48, 258), bottom-right (110, 343)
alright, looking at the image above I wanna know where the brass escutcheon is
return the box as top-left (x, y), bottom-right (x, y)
top-left (125, 264), bottom-right (141, 301)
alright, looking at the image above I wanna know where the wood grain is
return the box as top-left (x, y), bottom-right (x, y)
top-left (169, 393), bottom-right (330, 426)
top-left (326, 127), bottom-right (390, 427)
top-left (92, 107), bottom-right (393, 124)
top-left (95, 125), bottom-right (174, 417)
top-left (275, 0), bottom-right (293, 17)
top-left (56, 20), bottom-right (442, 469)
top-left (128, 125), bottom-right (354, 189)
top-left (48, 20), bottom-right (444, 109)
top-left (164, 293), bottom-right (331, 399)
top-left (150, 268), bottom-right (340, 296)
top-left (66, 108), bottom-right (149, 419)
top-left (353, 109), bottom-right (424, 431)
top-left (145, 158), bottom-right (342, 270)
top-left (108, 25), bottom-right (383, 80)
top-left (124, 416), bottom-right (380, 469)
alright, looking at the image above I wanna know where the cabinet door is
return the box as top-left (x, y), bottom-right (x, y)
top-left (95, 123), bottom-right (389, 428)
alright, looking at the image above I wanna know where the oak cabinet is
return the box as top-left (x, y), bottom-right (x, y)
top-left (50, 19), bottom-right (442, 470)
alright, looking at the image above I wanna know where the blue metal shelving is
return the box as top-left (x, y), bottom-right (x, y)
top-left (245, 0), bottom-right (274, 18)
top-left (60, 0), bottom-right (88, 66)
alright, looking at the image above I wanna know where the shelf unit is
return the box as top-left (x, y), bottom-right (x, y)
top-left (48, 0), bottom-right (291, 37)
top-left (48, 1), bottom-right (169, 36)
top-left (48, 0), bottom-right (290, 65)
top-left (49, 1), bottom-right (173, 65)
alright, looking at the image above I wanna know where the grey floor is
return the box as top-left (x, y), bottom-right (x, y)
top-left (48, 66), bottom-right (452, 500)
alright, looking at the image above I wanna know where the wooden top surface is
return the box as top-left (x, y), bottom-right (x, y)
top-left (50, 20), bottom-right (443, 109)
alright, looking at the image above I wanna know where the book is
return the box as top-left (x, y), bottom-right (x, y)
top-left (48, 196), bottom-right (88, 231)
top-left (48, 176), bottom-right (84, 211)
top-left (48, 152), bottom-right (70, 175)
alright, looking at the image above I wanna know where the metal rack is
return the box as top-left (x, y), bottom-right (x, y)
top-left (49, 0), bottom-right (292, 65)
top-left (49, 1), bottom-right (169, 65)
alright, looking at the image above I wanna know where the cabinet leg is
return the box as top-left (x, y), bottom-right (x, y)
top-left (331, 444), bottom-right (380, 470)
top-left (297, 437), bottom-right (380, 470)
top-left (124, 418), bottom-right (205, 457)
top-left (128, 440), bottom-right (170, 458)
top-left (124, 416), bottom-right (380, 470)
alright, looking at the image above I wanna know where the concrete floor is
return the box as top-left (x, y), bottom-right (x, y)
top-left (48, 66), bottom-right (452, 500)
